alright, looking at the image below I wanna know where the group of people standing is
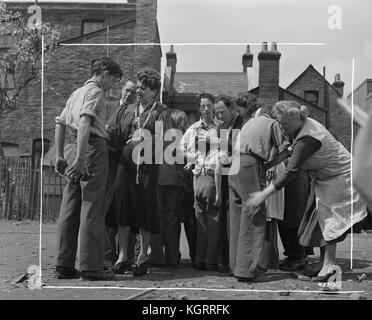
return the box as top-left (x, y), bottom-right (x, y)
top-left (53, 56), bottom-right (368, 283)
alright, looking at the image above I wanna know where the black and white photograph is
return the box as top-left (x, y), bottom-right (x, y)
top-left (0, 0), bottom-right (372, 306)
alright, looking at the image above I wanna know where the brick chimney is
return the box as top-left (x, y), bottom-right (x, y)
top-left (163, 45), bottom-right (177, 94)
top-left (134, 0), bottom-right (161, 73)
top-left (332, 73), bottom-right (344, 97)
top-left (242, 45), bottom-right (253, 73)
top-left (258, 41), bottom-right (281, 113)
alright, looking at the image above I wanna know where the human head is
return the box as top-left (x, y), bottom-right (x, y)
top-left (214, 94), bottom-right (236, 125)
top-left (170, 109), bottom-right (189, 134)
top-left (196, 92), bottom-right (215, 123)
top-left (120, 79), bottom-right (136, 105)
top-left (136, 68), bottom-right (161, 106)
top-left (272, 100), bottom-right (308, 137)
top-left (234, 92), bottom-right (260, 120)
top-left (91, 57), bottom-right (123, 91)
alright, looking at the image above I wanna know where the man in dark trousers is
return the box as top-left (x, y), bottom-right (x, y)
top-left (214, 94), bottom-right (244, 273)
top-left (54, 57), bottom-right (123, 281)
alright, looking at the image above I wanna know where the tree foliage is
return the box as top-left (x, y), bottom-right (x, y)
top-left (0, 2), bottom-right (61, 112)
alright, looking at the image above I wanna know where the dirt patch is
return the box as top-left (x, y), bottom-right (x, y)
top-left (0, 221), bottom-right (371, 300)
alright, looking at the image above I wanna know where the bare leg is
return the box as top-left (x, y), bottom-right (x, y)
top-left (137, 228), bottom-right (151, 265)
top-left (302, 247), bottom-right (324, 275)
top-left (318, 243), bottom-right (337, 276)
top-left (115, 225), bottom-right (130, 265)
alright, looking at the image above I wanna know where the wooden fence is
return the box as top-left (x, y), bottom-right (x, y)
top-left (0, 156), bottom-right (65, 222)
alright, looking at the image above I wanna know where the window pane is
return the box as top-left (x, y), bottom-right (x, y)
top-left (82, 21), bottom-right (104, 35)
top-left (304, 90), bottom-right (319, 105)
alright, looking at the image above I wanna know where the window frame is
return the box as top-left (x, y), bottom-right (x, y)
top-left (304, 90), bottom-right (320, 106)
top-left (81, 19), bottom-right (105, 35)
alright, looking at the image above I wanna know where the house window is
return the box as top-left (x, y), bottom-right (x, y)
top-left (0, 65), bottom-right (16, 97)
top-left (82, 19), bottom-right (104, 35)
top-left (304, 90), bottom-right (319, 106)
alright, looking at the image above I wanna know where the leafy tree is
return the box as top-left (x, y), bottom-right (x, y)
top-left (0, 2), bottom-right (60, 194)
top-left (0, 2), bottom-right (60, 158)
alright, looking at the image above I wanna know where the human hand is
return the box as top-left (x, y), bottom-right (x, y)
top-left (246, 191), bottom-right (266, 210)
top-left (197, 130), bottom-right (219, 146)
top-left (184, 163), bottom-right (194, 171)
top-left (66, 158), bottom-right (89, 182)
top-left (55, 157), bottom-right (68, 175)
top-left (266, 167), bottom-right (277, 181)
top-left (214, 193), bottom-right (222, 207)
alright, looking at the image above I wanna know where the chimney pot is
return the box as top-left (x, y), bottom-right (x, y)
top-left (262, 42), bottom-right (268, 51)
top-left (242, 45), bottom-right (254, 72)
top-left (271, 42), bottom-right (277, 51)
top-left (335, 74), bottom-right (341, 81)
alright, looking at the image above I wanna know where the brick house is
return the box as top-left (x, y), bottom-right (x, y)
top-left (1, 0), bottom-right (161, 156)
top-left (162, 42), bottom-right (353, 150)
top-left (347, 79), bottom-right (372, 113)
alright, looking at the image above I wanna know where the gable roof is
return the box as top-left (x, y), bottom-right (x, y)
top-left (286, 64), bottom-right (342, 97)
top-left (173, 72), bottom-right (248, 96)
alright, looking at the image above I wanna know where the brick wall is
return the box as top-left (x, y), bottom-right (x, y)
top-left (134, 0), bottom-right (161, 73)
top-left (287, 66), bottom-right (353, 150)
top-left (1, 1), bottom-right (161, 154)
top-left (258, 50), bottom-right (281, 112)
top-left (281, 91), bottom-right (326, 125)
top-left (5, 2), bottom-right (136, 41)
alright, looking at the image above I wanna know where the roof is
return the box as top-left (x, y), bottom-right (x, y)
top-left (173, 72), bottom-right (249, 96)
top-left (286, 64), bottom-right (342, 97)
top-left (347, 79), bottom-right (372, 99)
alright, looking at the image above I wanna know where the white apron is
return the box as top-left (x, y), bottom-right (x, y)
top-left (293, 118), bottom-right (367, 241)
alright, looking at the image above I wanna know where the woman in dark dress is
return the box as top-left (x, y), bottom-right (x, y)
top-left (106, 68), bottom-right (171, 276)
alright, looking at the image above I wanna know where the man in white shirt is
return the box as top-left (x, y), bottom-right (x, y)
top-left (180, 92), bottom-right (223, 271)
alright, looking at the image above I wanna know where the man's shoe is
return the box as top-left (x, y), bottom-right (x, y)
top-left (55, 266), bottom-right (80, 279)
top-left (217, 264), bottom-right (230, 273)
top-left (193, 262), bottom-right (206, 271)
top-left (80, 270), bottom-right (114, 281)
top-left (235, 276), bottom-right (256, 283)
top-left (205, 264), bottom-right (218, 272)
top-left (279, 258), bottom-right (306, 272)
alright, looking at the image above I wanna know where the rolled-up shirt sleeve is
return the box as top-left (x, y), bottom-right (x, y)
top-left (80, 87), bottom-right (104, 121)
top-left (55, 105), bottom-right (68, 126)
top-left (273, 136), bottom-right (321, 190)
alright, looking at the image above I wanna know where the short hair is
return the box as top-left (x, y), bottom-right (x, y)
top-left (136, 68), bottom-right (161, 93)
top-left (235, 92), bottom-right (260, 115)
top-left (122, 78), bottom-right (135, 88)
top-left (170, 109), bottom-right (189, 133)
top-left (91, 57), bottom-right (123, 79)
top-left (196, 92), bottom-right (215, 108)
top-left (215, 94), bottom-right (233, 108)
top-left (272, 100), bottom-right (309, 121)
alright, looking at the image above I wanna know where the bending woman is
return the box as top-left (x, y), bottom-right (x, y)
top-left (246, 100), bottom-right (367, 281)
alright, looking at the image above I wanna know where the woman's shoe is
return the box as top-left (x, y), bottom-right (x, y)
top-left (112, 260), bottom-right (132, 274)
top-left (311, 270), bottom-right (336, 282)
top-left (133, 260), bottom-right (149, 277)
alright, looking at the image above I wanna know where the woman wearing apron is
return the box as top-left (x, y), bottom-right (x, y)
top-left (247, 100), bottom-right (367, 281)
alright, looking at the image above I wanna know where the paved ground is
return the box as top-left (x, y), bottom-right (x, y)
top-left (0, 220), bottom-right (371, 300)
